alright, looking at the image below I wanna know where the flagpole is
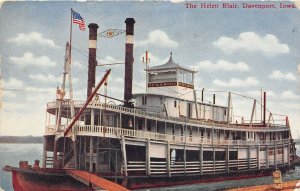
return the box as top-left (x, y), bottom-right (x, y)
top-left (70, 8), bottom-right (73, 64)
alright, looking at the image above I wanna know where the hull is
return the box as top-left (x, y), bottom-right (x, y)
top-left (127, 170), bottom-right (273, 189)
top-left (4, 165), bottom-right (292, 190)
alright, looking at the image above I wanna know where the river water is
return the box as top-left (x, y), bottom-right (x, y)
top-left (0, 144), bottom-right (299, 191)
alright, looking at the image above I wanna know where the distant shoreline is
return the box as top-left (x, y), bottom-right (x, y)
top-left (0, 136), bottom-right (43, 144)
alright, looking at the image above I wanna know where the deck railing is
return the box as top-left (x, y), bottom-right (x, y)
top-left (127, 158), bottom-right (259, 176)
top-left (47, 101), bottom-right (287, 130)
top-left (73, 124), bottom-right (290, 146)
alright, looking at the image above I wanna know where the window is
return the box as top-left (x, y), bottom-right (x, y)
top-left (174, 100), bottom-right (177, 108)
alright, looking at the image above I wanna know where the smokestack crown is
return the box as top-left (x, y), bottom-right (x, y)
top-left (125, 18), bottom-right (135, 35)
top-left (88, 23), bottom-right (99, 40)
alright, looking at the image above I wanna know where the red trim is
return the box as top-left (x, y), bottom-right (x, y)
top-left (129, 173), bottom-right (271, 189)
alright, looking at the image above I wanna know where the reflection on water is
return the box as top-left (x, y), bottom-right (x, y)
top-left (0, 144), bottom-right (299, 191)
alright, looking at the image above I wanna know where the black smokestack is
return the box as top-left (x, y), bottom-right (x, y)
top-left (87, 23), bottom-right (99, 98)
top-left (124, 18), bottom-right (135, 108)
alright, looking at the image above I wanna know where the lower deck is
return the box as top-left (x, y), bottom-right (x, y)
top-left (43, 135), bottom-right (294, 180)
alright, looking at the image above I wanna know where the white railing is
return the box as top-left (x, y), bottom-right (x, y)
top-left (47, 101), bottom-right (288, 131)
top-left (127, 158), bottom-right (260, 176)
top-left (74, 125), bottom-right (290, 146)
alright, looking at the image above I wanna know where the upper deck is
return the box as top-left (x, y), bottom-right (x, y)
top-left (46, 100), bottom-right (288, 132)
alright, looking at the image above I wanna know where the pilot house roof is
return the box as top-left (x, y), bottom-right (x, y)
top-left (146, 53), bottom-right (197, 73)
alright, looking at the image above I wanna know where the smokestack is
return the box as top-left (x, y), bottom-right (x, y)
top-left (124, 18), bottom-right (135, 108)
top-left (87, 23), bottom-right (99, 98)
top-left (213, 94), bottom-right (216, 104)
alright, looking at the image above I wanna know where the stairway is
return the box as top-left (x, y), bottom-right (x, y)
top-left (64, 155), bottom-right (76, 169)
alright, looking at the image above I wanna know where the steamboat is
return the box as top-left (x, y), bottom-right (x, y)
top-left (3, 18), bottom-right (296, 191)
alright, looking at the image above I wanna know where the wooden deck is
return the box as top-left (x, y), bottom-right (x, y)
top-left (66, 170), bottom-right (129, 191)
top-left (226, 179), bottom-right (300, 191)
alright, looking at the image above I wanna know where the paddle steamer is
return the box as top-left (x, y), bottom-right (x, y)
top-left (4, 18), bottom-right (296, 190)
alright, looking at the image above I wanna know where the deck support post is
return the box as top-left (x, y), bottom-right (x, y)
top-left (53, 138), bottom-right (58, 168)
top-left (274, 145), bottom-right (277, 168)
top-left (213, 147), bottom-right (215, 173)
top-left (146, 139), bottom-right (151, 176)
top-left (79, 137), bottom-right (81, 170)
top-left (84, 137), bottom-right (87, 171)
top-left (237, 146), bottom-right (239, 172)
top-left (89, 137), bottom-right (93, 172)
top-left (119, 112), bottom-right (122, 129)
top-left (183, 141), bottom-right (186, 174)
top-left (226, 145), bottom-right (229, 173)
top-left (43, 137), bottom-right (47, 168)
top-left (155, 120), bottom-right (158, 134)
top-left (73, 140), bottom-right (78, 169)
top-left (121, 136), bottom-right (128, 177)
top-left (167, 142), bottom-right (171, 177)
top-left (266, 146), bottom-right (269, 169)
top-left (99, 109), bottom-right (102, 126)
top-left (96, 137), bottom-right (99, 172)
top-left (257, 145), bottom-right (260, 170)
top-left (247, 146), bottom-right (251, 170)
top-left (282, 144), bottom-right (285, 166)
top-left (200, 144), bottom-right (203, 175)
top-left (288, 142), bottom-right (290, 168)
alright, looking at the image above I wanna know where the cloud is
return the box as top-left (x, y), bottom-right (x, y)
top-left (283, 102), bottom-right (300, 110)
top-left (136, 30), bottom-right (178, 48)
top-left (281, 90), bottom-right (300, 99)
top-left (269, 70), bottom-right (297, 81)
top-left (10, 52), bottom-right (56, 67)
top-left (2, 91), bottom-right (17, 99)
top-left (213, 32), bottom-right (289, 55)
top-left (29, 74), bottom-right (57, 82)
top-left (193, 60), bottom-right (249, 71)
top-left (2, 102), bottom-right (26, 111)
top-left (213, 77), bottom-right (259, 87)
top-left (3, 77), bottom-right (24, 89)
top-left (8, 32), bottom-right (59, 48)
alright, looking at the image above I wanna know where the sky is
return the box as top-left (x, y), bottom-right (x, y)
top-left (0, 1), bottom-right (299, 137)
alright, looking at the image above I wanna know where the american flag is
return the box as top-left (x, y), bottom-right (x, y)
top-left (72, 10), bottom-right (85, 31)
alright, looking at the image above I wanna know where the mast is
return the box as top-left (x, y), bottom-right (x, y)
top-left (227, 92), bottom-right (231, 123)
top-left (66, 43), bottom-right (75, 118)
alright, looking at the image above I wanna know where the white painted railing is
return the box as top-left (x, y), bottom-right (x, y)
top-left (127, 158), bottom-right (260, 176)
top-left (74, 125), bottom-right (290, 146)
top-left (47, 101), bottom-right (288, 131)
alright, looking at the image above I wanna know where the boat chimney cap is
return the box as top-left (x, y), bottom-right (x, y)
top-left (88, 23), bottom-right (99, 29)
